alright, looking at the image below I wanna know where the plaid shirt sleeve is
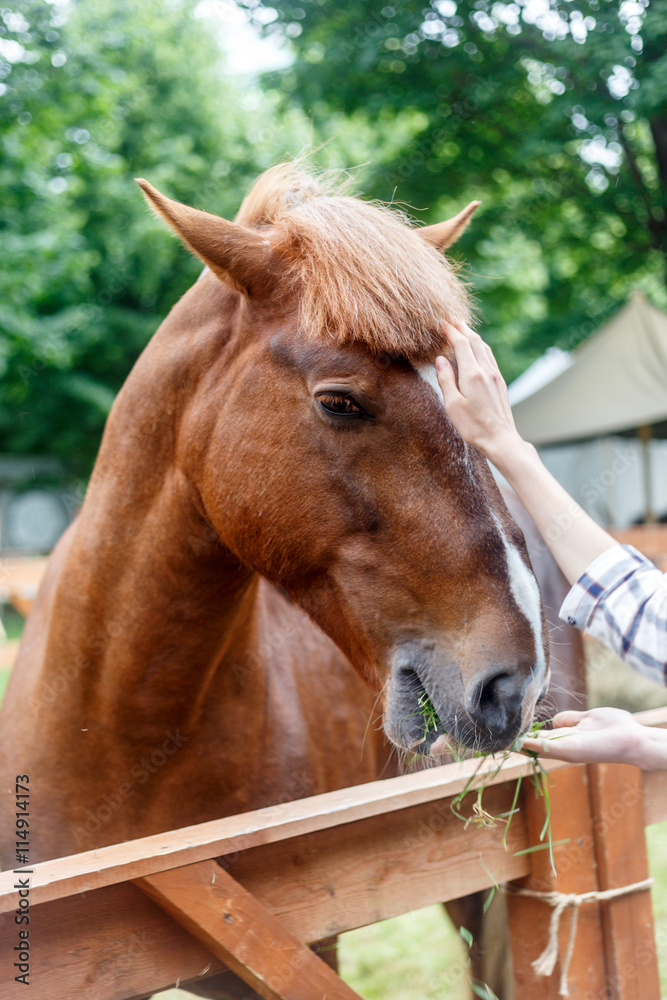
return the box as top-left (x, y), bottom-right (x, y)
top-left (559, 544), bottom-right (667, 686)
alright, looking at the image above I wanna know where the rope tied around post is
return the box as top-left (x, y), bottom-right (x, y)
top-left (505, 877), bottom-right (654, 997)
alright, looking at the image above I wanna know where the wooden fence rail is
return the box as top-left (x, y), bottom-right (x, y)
top-left (1, 706), bottom-right (666, 1000)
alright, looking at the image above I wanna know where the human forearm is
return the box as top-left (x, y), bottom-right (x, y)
top-left (488, 435), bottom-right (618, 586)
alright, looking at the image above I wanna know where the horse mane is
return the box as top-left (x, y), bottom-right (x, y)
top-left (235, 163), bottom-right (472, 361)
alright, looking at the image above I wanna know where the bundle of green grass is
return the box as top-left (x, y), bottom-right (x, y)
top-left (412, 692), bottom-right (565, 879)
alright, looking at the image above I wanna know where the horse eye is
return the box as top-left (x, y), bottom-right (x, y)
top-left (317, 394), bottom-right (363, 417)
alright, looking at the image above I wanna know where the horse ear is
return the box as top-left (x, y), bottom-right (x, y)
top-left (135, 179), bottom-right (280, 296)
top-left (418, 201), bottom-right (481, 251)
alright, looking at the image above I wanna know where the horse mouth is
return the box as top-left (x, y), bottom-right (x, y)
top-left (390, 666), bottom-right (451, 757)
top-left (384, 662), bottom-right (526, 758)
top-left (384, 664), bottom-right (457, 757)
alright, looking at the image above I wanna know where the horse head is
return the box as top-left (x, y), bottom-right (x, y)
top-left (137, 165), bottom-right (548, 756)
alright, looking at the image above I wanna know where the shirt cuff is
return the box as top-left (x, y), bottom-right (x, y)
top-left (559, 544), bottom-right (652, 631)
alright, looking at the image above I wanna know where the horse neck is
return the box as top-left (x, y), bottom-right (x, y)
top-left (45, 281), bottom-right (260, 737)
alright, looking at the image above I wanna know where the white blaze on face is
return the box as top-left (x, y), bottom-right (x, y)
top-left (414, 363), bottom-right (471, 468)
top-left (494, 517), bottom-right (548, 711)
top-left (415, 361), bottom-right (546, 704)
top-left (414, 362), bottom-right (445, 406)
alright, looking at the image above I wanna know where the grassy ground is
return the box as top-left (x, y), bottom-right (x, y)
top-left (153, 906), bottom-right (471, 1000)
top-left (0, 668), bottom-right (11, 704)
top-left (648, 823), bottom-right (667, 996)
top-left (1, 607), bottom-right (25, 642)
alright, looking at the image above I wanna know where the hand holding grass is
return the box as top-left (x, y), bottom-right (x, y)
top-left (520, 707), bottom-right (667, 770)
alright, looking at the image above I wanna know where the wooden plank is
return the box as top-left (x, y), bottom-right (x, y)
top-left (507, 765), bottom-right (608, 999)
top-left (2, 709), bottom-right (665, 915)
top-left (1, 713), bottom-right (665, 998)
top-left (0, 751), bottom-right (569, 913)
top-left (138, 861), bottom-right (363, 1000)
top-left (8, 593), bottom-right (32, 618)
top-left (636, 708), bottom-right (667, 827)
top-left (588, 764), bottom-right (661, 999)
top-left (0, 556), bottom-right (48, 618)
top-left (0, 881), bottom-right (224, 1000)
top-left (636, 709), bottom-right (667, 826)
top-left (220, 786), bottom-right (529, 942)
top-left (0, 788), bottom-right (531, 999)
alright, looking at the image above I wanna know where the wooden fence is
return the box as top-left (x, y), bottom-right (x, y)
top-left (1, 706), bottom-right (666, 1000)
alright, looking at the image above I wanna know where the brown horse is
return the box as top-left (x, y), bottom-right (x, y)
top-left (0, 165), bottom-right (553, 997)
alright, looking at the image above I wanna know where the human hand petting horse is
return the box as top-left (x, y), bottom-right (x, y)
top-left (435, 320), bottom-right (667, 771)
top-left (435, 320), bottom-right (617, 586)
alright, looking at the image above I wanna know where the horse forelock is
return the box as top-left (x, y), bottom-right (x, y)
top-left (234, 163), bottom-right (472, 362)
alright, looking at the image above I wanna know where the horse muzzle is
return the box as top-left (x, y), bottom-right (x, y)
top-left (383, 641), bottom-right (546, 756)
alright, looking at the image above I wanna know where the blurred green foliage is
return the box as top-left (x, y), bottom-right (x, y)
top-left (256, 0), bottom-right (667, 374)
top-left (1, 1), bottom-right (666, 478)
top-left (0, 0), bottom-right (313, 475)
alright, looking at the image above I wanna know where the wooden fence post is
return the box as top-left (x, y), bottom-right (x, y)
top-left (587, 763), bottom-right (660, 1000)
top-left (507, 764), bottom-right (608, 998)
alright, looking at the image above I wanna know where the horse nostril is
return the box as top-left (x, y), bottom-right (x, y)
top-left (468, 670), bottom-right (523, 736)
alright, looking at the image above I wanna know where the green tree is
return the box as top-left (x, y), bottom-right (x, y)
top-left (0, 0), bottom-right (312, 476)
top-left (254, 0), bottom-right (667, 376)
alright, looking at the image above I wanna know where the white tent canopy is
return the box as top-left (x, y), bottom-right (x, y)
top-left (511, 293), bottom-right (667, 447)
